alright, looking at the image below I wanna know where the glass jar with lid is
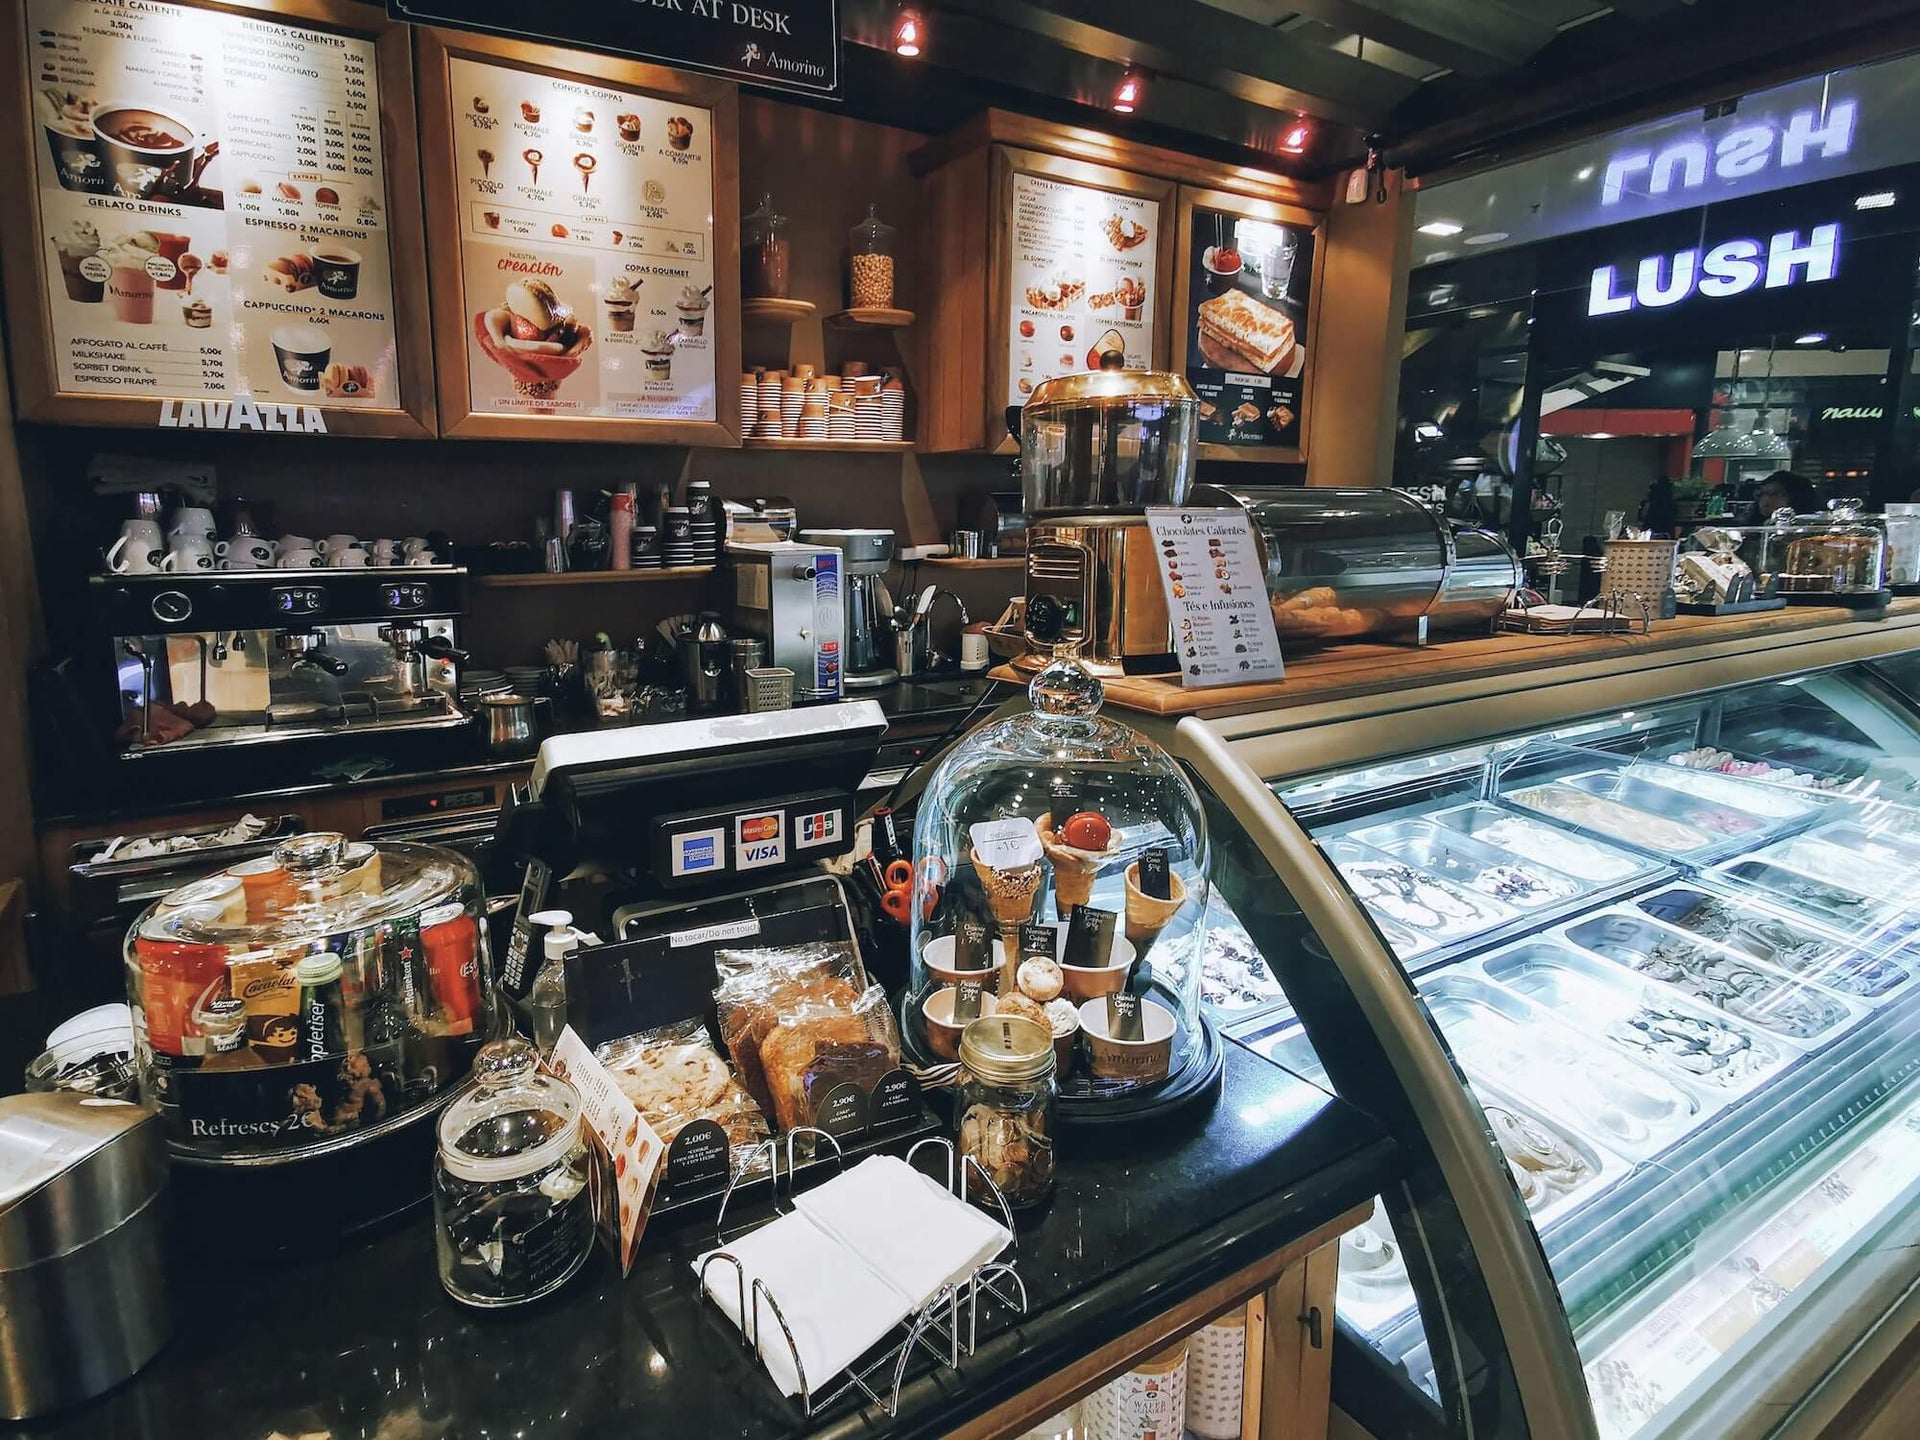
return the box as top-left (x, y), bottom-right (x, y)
top-left (1021, 362), bottom-right (1199, 513)
top-left (123, 831), bottom-right (492, 1161)
top-left (1774, 497), bottom-right (1887, 594)
top-left (434, 1036), bottom-right (592, 1307)
top-left (958, 1013), bottom-right (1056, 1208)
top-left (906, 651), bottom-right (1213, 1114)
top-left (742, 192), bottom-right (791, 300)
top-left (848, 203), bottom-right (895, 309)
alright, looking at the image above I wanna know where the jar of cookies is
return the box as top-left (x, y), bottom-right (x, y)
top-left (434, 1035), bottom-right (592, 1308)
top-left (958, 1013), bottom-right (1056, 1208)
top-left (848, 203), bottom-right (895, 309)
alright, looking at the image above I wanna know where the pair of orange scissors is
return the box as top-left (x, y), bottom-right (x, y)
top-left (879, 856), bottom-right (945, 925)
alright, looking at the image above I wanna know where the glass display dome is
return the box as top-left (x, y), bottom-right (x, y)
top-left (125, 831), bottom-right (493, 1161)
top-left (907, 650), bottom-right (1217, 1112)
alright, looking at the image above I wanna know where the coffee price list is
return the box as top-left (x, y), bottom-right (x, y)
top-left (25, 0), bottom-right (401, 412)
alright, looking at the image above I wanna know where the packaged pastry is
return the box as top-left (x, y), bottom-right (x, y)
top-left (594, 1018), bottom-right (770, 1164)
top-left (713, 941), bottom-right (864, 1115)
top-left (761, 983), bottom-right (901, 1132)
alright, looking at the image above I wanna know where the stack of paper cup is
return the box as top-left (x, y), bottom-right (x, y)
top-left (799, 400), bottom-right (828, 439)
top-left (740, 372), bottom-right (760, 437)
top-left (1185, 1309), bottom-right (1248, 1439)
top-left (781, 377), bottom-right (805, 437)
top-left (881, 381), bottom-right (906, 441)
top-left (758, 370), bottom-right (785, 430)
top-left (856, 393), bottom-right (884, 441)
top-left (828, 395), bottom-right (857, 441)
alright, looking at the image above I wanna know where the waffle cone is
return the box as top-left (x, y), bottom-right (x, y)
top-left (1124, 862), bottom-right (1186, 952)
top-left (970, 848), bottom-right (1042, 992)
top-left (1036, 812), bottom-right (1118, 920)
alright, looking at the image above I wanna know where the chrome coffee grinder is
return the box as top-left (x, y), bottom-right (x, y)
top-left (1017, 361), bottom-right (1199, 676)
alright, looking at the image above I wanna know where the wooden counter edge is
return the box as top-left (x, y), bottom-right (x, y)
top-left (940, 1198), bottom-right (1369, 1440)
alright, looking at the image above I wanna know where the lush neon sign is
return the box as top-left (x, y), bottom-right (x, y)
top-left (1600, 101), bottom-right (1856, 206)
top-left (1587, 225), bottom-right (1841, 316)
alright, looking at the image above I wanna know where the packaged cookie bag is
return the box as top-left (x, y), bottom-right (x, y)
top-left (594, 1018), bottom-right (770, 1174)
top-left (712, 941), bottom-right (865, 1116)
top-left (759, 983), bottom-right (902, 1134)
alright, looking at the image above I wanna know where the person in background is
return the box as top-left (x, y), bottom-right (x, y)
top-left (1752, 470), bottom-right (1818, 522)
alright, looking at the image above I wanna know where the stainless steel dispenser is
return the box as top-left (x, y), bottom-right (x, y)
top-left (797, 528), bottom-right (897, 689)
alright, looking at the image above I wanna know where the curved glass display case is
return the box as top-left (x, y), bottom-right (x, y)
top-left (1141, 607), bottom-right (1920, 1440)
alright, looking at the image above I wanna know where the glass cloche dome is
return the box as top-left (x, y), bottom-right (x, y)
top-left (907, 649), bottom-right (1217, 1112)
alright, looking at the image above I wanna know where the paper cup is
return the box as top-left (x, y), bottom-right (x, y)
top-left (93, 103), bottom-right (197, 199)
top-left (1078, 995), bottom-right (1175, 1082)
top-left (272, 325), bottom-right (331, 391)
top-left (314, 247), bottom-right (361, 300)
top-left (922, 986), bottom-right (997, 1060)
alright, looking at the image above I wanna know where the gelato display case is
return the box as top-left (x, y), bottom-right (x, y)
top-left (1092, 605), bottom-right (1920, 1440)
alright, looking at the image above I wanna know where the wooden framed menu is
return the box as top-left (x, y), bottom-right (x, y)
top-left (0, 0), bottom-right (435, 436)
top-left (989, 147), bottom-right (1174, 452)
top-left (1171, 185), bottom-right (1325, 463)
top-left (416, 28), bottom-right (741, 444)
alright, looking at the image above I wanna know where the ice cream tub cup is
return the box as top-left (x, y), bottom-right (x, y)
top-left (1078, 996), bottom-right (1174, 1082)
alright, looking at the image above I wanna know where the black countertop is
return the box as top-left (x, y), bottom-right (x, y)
top-left (4, 1038), bottom-right (1396, 1440)
top-left (37, 677), bottom-right (1004, 830)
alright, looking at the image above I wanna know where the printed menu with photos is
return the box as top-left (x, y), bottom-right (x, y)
top-left (1145, 507), bottom-right (1285, 687)
top-left (25, 0), bottom-right (402, 410)
top-left (450, 56), bottom-right (716, 421)
top-left (1182, 206), bottom-right (1313, 449)
top-left (1007, 171), bottom-right (1159, 410)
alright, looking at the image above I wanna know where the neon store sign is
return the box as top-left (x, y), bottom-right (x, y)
top-left (1587, 225), bottom-right (1840, 316)
top-left (1600, 101), bottom-right (1856, 207)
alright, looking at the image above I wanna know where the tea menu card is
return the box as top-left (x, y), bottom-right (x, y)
top-left (1145, 507), bottom-right (1285, 687)
top-left (25, 0), bottom-right (402, 411)
top-left (1005, 171), bottom-right (1160, 410)
top-left (449, 56), bottom-right (717, 421)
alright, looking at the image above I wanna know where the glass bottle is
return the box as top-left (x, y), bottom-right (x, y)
top-left (198, 998), bottom-right (263, 1071)
top-left (434, 1036), bottom-right (592, 1307)
top-left (742, 193), bottom-right (790, 300)
top-left (957, 1013), bottom-right (1057, 1209)
top-left (848, 203), bottom-right (895, 309)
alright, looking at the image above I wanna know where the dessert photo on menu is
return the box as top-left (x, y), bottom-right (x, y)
top-left (453, 56), bottom-right (716, 420)
top-left (24, 0), bottom-right (400, 408)
top-left (1184, 205), bottom-right (1313, 448)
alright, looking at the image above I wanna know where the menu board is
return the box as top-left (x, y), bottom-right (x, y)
top-left (23, 0), bottom-right (402, 414)
top-left (1145, 507), bottom-right (1285, 687)
top-left (448, 55), bottom-right (716, 421)
top-left (1006, 171), bottom-right (1160, 410)
top-left (1181, 205), bottom-right (1314, 450)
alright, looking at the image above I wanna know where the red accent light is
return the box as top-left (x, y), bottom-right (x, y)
top-left (1113, 71), bottom-right (1143, 114)
top-left (893, 10), bottom-right (922, 56)
top-left (1281, 122), bottom-right (1309, 153)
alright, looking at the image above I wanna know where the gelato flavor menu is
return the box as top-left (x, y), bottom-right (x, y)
top-left (24, 0), bottom-right (400, 409)
top-left (1006, 170), bottom-right (1159, 410)
top-left (450, 57), bottom-right (715, 421)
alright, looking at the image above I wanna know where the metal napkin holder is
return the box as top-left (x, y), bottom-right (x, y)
top-left (697, 1131), bottom-right (1028, 1419)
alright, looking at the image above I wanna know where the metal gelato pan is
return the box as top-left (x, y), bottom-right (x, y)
top-left (1476, 941), bottom-right (1786, 1096)
top-left (1637, 884), bottom-right (1912, 1002)
top-left (1425, 802), bottom-right (1662, 886)
top-left (1350, 817), bottom-right (1590, 912)
top-left (1560, 910), bottom-right (1863, 1048)
top-left (1322, 836), bottom-right (1518, 949)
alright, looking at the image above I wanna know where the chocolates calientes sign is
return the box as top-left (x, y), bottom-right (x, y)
top-left (1587, 224), bottom-right (1841, 316)
top-left (388, 0), bottom-right (840, 96)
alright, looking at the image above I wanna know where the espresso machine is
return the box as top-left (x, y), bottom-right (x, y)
top-left (797, 528), bottom-right (897, 689)
top-left (1018, 361), bottom-right (1199, 676)
top-left (89, 568), bottom-right (471, 756)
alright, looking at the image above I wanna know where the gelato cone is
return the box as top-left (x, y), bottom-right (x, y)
top-left (970, 847), bottom-right (1042, 994)
top-left (1124, 861), bottom-right (1186, 954)
top-left (1036, 811), bottom-right (1120, 919)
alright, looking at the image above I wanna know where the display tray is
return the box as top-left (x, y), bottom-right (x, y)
top-left (1780, 588), bottom-right (1892, 608)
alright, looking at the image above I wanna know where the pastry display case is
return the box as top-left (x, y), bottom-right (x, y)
top-left (1124, 607), bottom-right (1920, 1440)
top-left (125, 830), bottom-right (491, 1163)
top-left (905, 650), bottom-right (1219, 1117)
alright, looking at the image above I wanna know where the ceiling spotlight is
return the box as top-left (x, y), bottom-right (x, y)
top-left (1576, 165), bottom-right (1595, 181)
top-left (1413, 421), bottom-right (1445, 443)
top-left (1417, 220), bottom-right (1463, 237)
top-left (1280, 120), bottom-right (1309, 153)
top-left (1462, 231), bottom-right (1510, 246)
top-left (1112, 70), bottom-right (1144, 115)
top-left (1794, 331), bottom-right (1828, 345)
top-left (892, 6), bottom-right (923, 57)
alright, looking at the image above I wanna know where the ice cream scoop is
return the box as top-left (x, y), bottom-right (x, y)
top-left (1036, 810), bottom-right (1119, 919)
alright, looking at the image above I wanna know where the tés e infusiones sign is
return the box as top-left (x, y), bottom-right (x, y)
top-left (1587, 224), bottom-right (1841, 316)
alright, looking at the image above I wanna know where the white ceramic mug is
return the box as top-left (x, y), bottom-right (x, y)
top-left (217, 536), bottom-right (276, 568)
top-left (162, 535), bottom-right (216, 571)
top-left (400, 536), bottom-right (431, 556)
top-left (326, 547), bottom-right (370, 568)
top-left (369, 540), bottom-right (400, 565)
top-left (168, 506), bottom-right (216, 540)
top-left (404, 553), bottom-right (438, 567)
top-left (276, 534), bottom-right (314, 556)
top-left (107, 519), bottom-right (165, 575)
top-left (278, 548), bottom-right (323, 569)
top-left (318, 533), bottom-right (360, 556)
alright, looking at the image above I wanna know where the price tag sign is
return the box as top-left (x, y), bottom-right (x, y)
top-left (1145, 508), bottom-right (1285, 687)
top-left (1107, 989), bottom-right (1146, 1042)
top-left (968, 817), bottom-right (1042, 870)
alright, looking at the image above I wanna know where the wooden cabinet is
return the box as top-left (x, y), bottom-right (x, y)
top-left (913, 112), bottom-right (1331, 456)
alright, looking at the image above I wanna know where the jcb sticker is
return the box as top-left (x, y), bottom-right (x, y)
top-left (795, 810), bottom-right (841, 849)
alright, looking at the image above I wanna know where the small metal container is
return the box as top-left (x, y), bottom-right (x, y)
top-left (0, 1092), bottom-right (172, 1419)
top-left (477, 692), bottom-right (539, 757)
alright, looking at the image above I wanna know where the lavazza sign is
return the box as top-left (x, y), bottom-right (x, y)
top-left (1587, 224), bottom-right (1841, 316)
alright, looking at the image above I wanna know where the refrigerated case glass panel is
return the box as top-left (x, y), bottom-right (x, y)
top-left (1267, 659), bottom-right (1920, 1440)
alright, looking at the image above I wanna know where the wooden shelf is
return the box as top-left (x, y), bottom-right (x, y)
top-left (473, 567), bottom-right (715, 588)
top-left (741, 438), bottom-right (913, 452)
top-left (741, 297), bottom-right (818, 324)
top-left (919, 555), bottom-right (1024, 569)
top-left (825, 306), bottom-right (915, 329)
